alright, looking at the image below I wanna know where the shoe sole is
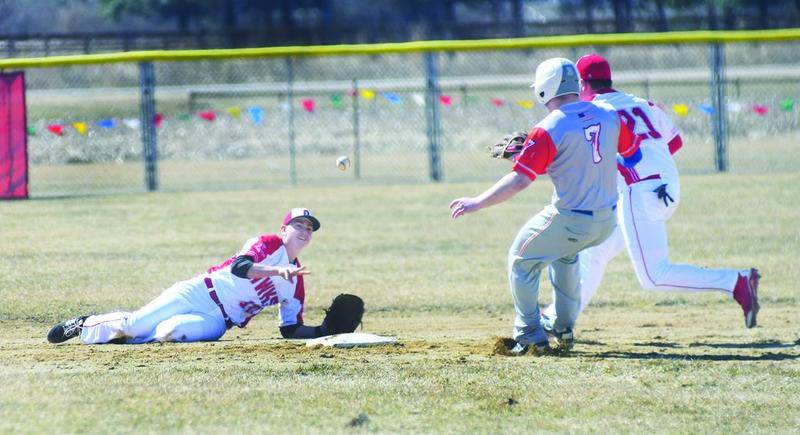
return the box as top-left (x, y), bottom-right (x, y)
top-left (745, 269), bottom-right (760, 328)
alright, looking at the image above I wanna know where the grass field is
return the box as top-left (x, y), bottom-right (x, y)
top-left (1, 172), bottom-right (799, 433)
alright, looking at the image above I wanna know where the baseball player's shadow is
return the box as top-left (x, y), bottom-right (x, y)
top-left (582, 350), bottom-right (799, 362)
top-left (686, 340), bottom-right (795, 349)
top-left (577, 339), bottom-right (799, 361)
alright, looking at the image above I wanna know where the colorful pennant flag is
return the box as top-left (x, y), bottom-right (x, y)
top-left (752, 104), bottom-right (768, 116)
top-left (97, 118), bottom-right (115, 129)
top-left (516, 100), bottom-right (533, 110)
top-left (672, 104), bottom-right (689, 117)
top-left (727, 101), bottom-right (742, 113)
top-left (154, 113), bottom-right (164, 128)
top-left (383, 92), bottom-right (402, 104)
top-left (248, 106), bottom-right (263, 125)
top-left (199, 110), bottom-right (216, 122)
top-left (226, 106), bottom-right (242, 118)
top-left (72, 122), bottom-right (88, 135)
top-left (439, 95), bottom-right (452, 106)
top-left (47, 124), bottom-right (64, 136)
top-left (123, 119), bottom-right (140, 130)
top-left (331, 94), bottom-right (344, 108)
top-left (412, 93), bottom-right (425, 107)
top-left (360, 89), bottom-right (376, 100)
top-left (697, 103), bottom-right (714, 115)
top-left (301, 99), bottom-right (315, 113)
top-left (779, 97), bottom-right (794, 111)
top-left (26, 125), bottom-right (36, 136)
top-left (177, 113), bottom-right (192, 121)
top-left (490, 98), bottom-right (504, 107)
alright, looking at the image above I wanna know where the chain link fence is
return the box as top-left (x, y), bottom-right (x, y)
top-left (15, 37), bottom-right (800, 197)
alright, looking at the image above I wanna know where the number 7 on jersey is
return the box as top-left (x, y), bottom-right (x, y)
top-left (583, 124), bottom-right (602, 164)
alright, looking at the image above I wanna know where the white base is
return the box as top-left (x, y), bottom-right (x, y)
top-left (306, 332), bottom-right (398, 348)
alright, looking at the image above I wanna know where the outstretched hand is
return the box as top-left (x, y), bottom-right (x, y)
top-left (449, 197), bottom-right (479, 219)
top-left (277, 265), bottom-right (310, 283)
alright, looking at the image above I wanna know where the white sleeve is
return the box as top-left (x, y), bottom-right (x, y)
top-left (278, 296), bottom-right (303, 327)
top-left (650, 103), bottom-right (680, 142)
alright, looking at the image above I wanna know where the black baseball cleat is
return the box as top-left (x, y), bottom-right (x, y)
top-left (552, 328), bottom-right (575, 352)
top-left (510, 340), bottom-right (551, 356)
top-left (47, 316), bottom-right (87, 343)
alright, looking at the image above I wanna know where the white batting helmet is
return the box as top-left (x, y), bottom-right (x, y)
top-left (531, 58), bottom-right (580, 105)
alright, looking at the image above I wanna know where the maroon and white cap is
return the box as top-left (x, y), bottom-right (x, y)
top-left (576, 53), bottom-right (612, 81)
top-left (282, 208), bottom-right (321, 231)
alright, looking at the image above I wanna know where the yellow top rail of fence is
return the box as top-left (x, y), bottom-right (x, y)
top-left (1, 28), bottom-right (800, 69)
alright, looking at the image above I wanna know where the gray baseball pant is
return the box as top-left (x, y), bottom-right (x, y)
top-left (508, 204), bottom-right (616, 346)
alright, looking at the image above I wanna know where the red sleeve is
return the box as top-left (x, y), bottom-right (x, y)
top-left (668, 134), bottom-right (683, 155)
top-left (512, 127), bottom-right (557, 181)
top-left (617, 116), bottom-right (641, 158)
top-left (244, 234), bottom-right (283, 263)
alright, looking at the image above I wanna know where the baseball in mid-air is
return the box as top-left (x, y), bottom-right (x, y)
top-left (336, 156), bottom-right (351, 171)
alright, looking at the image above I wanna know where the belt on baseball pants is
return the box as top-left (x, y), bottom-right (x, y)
top-left (571, 204), bottom-right (617, 216)
top-left (204, 277), bottom-right (236, 330)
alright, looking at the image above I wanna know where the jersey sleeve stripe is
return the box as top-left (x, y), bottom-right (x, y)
top-left (512, 161), bottom-right (538, 180)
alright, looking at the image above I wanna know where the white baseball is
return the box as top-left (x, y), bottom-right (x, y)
top-left (336, 156), bottom-right (351, 171)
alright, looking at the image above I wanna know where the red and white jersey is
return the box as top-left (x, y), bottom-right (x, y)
top-left (593, 90), bottom-right (680, 184)
top-left (205, 234), bottom-right (304, 328)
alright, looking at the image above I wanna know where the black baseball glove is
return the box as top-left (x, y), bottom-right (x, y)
top-left (321, 293), bottom-right (364, 335)
top-left (489, 131), bottom-right (528, 160)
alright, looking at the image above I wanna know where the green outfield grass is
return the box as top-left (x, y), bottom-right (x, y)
top-left (1, 172), bottom-right (798, 433)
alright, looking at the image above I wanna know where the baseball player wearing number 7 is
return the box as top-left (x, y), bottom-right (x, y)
top-left (450, 58), bottom-right (641, 355)
top-left (47, 208), bottom-right (337, 344)
top-left (541, 54), bottom-right (760, 332)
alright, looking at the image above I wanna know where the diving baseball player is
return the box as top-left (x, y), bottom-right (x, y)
top-left (47, 208), bottom-right (363, 345)
top-left (541, 54), bottom-right (760, 331)
top-left (450, 58), bottom-right (641, 354)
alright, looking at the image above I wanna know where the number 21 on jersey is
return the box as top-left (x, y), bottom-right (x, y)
top-left (618, 108), bottom-right (661, 141)
top-left (583, 124), bottom-right (602, 164)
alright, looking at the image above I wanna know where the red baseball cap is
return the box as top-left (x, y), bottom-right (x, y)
top-left (282, 207), bottom-right (321, 231)
top-left (576, 54), bottom-right (612, 81)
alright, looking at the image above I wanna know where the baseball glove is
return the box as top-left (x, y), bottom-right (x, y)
top-left (489, 131), bottom-right (528, 160)
top-left (322, 293), bottom-right (364, 335)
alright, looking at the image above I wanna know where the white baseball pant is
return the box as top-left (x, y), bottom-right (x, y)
top-left (80, 276), bottom-right (227, 344)
top-left (543, 177), bottom-right (739, 322)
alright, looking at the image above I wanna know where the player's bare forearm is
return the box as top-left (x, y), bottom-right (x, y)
top-left (476, 171), bottom-right (532, 207)
top-left (450, 171), bottom-right (531, 219)
top-left (247, 264), bottom-right (309, 282)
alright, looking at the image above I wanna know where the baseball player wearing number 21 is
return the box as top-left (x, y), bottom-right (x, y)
top-left (541, 54), bottom-right (760, 332)
top-left (48, 208), bottom-right (363, 345)
top-left (450, 58), bottom-right (641, 355)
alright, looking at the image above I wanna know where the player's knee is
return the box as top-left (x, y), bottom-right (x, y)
top-left (633, 262), bottom-right (668, 291)
top-left (509, 258), bottom-right (543, 283)
top-left (635, 273), bottom-right (659, 291)
top-left (153, 319), bottom-right (185, 342)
